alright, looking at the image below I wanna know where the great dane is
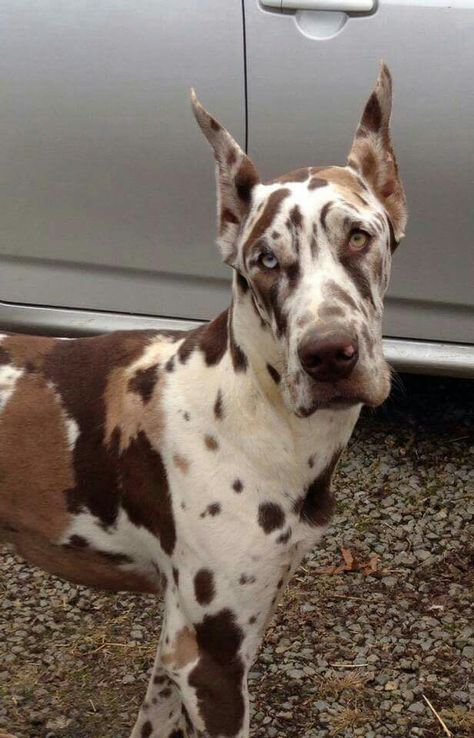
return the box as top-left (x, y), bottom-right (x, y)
top-left (0, 64), bottom-right (407, 738)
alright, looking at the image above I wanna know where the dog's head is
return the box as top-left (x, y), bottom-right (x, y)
top-left (192, 64), bottom-right (407, 417)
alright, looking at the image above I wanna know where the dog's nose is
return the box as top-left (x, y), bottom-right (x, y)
top-left (298, 329), bottom-right (359, 382)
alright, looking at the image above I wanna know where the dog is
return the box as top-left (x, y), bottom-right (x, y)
top-left (0, 63), bottom-right (406, 738)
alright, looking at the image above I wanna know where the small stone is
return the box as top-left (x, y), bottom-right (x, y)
top-left (408, 701), bottom-right (425, 715)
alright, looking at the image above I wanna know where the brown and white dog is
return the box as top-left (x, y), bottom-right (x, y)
top-left (0, 64), bottom-right (406, 738)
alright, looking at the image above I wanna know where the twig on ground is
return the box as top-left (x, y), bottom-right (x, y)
top-left (422, 693), bottom-right (453, 737)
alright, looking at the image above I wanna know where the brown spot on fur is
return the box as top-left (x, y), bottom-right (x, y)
top-left (318, 304), bottom-right (346, 320)
top-left (266, 363), bottom-right (281, 384)
top-left (228, 310), bottom-right (248, 373)
top-left (173, 454), bottom-right (190, 474)
top-left (242, 188), bottom-right (290, 257)
top-left (308, 177), bottom-right (328, 190)
top-left (289, 204), bottom-right (303, 229)
top-left (0, 373), bottom-right (75, 540)
top-left (272, 167), bottom-right (310, 184)
top-left (294, 448), bottom-right (342, 526)
top-left (162, 626), bottom-right (199, 670)
top-left (177, 310), bottom-right (228, 368)
top-left (220, 207), bottom-right (239, 235)
top-left (200, 502), bottom-right (221, 518)
top-left (194, 568), bottom-right (216, 605)
top-left (232, 479), bottom-right (243, 493)
top-left (324, 281), bottom-right (358, 312)
top-left (239, 573), bottom-right (256, 585)
top-left (319, 201), bottom-right (333, 233)
top-left (235, 272), bottom-right (249, 294)
top-left (214, 390), bottom-right (223, 420)
top-left (127, 364), bottom-right (159, 404)
top-left (340, 253), bottom-right (375, 308)
top-left (235, 157), bottom-right (259, 207)
top-left (1, 335), bottom-right (57, 372)
top-left (258, 502), bottom-right (285, 534)
top-left (204, 435), bottom-right (219, 451)
top-left (188, 609), bottom-right (245, 737)
top-left (362, 92), bottom-right (382, 132)
top-left (276, 528), bottom-right (292, 545)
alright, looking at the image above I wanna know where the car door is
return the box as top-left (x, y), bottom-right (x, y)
top-left (244, 0), bottom-right (474, 344)
top-left (0, 0), bottom-right (244, 333)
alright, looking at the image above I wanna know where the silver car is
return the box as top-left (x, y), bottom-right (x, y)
top-left (0, 0), bottom-right (473, 376)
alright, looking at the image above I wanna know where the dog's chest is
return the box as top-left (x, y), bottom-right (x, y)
top-left (159, 368), bottom-right (359, 578)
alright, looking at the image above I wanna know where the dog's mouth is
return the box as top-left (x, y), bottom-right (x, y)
top-left (293, 367), bottom-right (392, 418)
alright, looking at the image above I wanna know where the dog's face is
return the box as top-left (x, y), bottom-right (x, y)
top-left (192, 64), bottom-right (407, 417)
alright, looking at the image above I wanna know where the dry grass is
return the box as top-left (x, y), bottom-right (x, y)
top-left (316, 669), bottom-right (370, 698)
top-left (329, 706), bottom-right (372, 736)
top-left (441, 708), bottom-right (474, 732)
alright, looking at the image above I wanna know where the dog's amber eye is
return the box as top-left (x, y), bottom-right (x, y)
top-left (260, 251), bottom-right (279, 269)
top-left (349, 229), bottom-right (370, 251)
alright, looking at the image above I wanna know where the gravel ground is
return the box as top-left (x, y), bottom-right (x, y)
top-left (1, 374), bottom-right (473, 738)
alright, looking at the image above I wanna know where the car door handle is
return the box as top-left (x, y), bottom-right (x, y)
top-left (262, 0), bottom-right (375, 11)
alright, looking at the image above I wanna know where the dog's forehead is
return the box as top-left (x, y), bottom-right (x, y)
top-left (244, 165), bottom-right (377, 245)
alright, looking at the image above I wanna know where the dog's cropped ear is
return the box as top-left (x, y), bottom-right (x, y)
top-left (191, 90), bottom-right (260, 263)
top-left (348, 64), bottom-right (407, 245)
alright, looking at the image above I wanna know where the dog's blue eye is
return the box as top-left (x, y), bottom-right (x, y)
top-left (260, 252), bottom-right (278, 269)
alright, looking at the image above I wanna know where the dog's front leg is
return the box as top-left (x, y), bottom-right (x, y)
top-left (129, 641), bottom-right (190, 738)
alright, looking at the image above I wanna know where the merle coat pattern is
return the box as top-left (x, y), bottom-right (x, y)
top-left (0, 65), bottom-right (407, 738)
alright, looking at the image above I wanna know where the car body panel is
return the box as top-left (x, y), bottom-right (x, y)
top-left (245, 0), bottom-right (474, 343)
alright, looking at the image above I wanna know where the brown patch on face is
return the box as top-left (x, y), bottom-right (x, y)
top-left (194, 568), bottom-right (216, 605)
top-left (289, 204), bottom-right (303, 229)
top-left (235, 271), bottom-right (249, 294)
top-left (258, 502), bottom-right (285, 534)
top-left (272, 167), bottom-right (311, 184)
top-left (162, 626), bottom-right (199, 670)
top-left (127, 364), bottom-right (159, 404)
top-left (308, 176), bottom-right (328, 190)
top-left (318, 304), bottom-right (346, 320)
top-left (188, 609), bottom-right (245, 737)
top-left (173, 454), bottom-right (190, 474)
top-left (340, 252), bottom-right (375, 308)
top-left (1, 335), bottom-right (57, 372)
top-left (317, 167), bottom-right (370, 210)
top-left (319, 201), bottom-right (334, 234)
top-left (293, 448), bottom-right (343, 526)
top-left (0, 373), bottom-right (74, 539)
top-left (266, 363), bottom-right (281, 384)
top-left (324, 280), bottom-right (359, 312)
top-left (204, 434), bottom-right (219, 451)
top-left (242, 188), bottom-right (290, 258)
